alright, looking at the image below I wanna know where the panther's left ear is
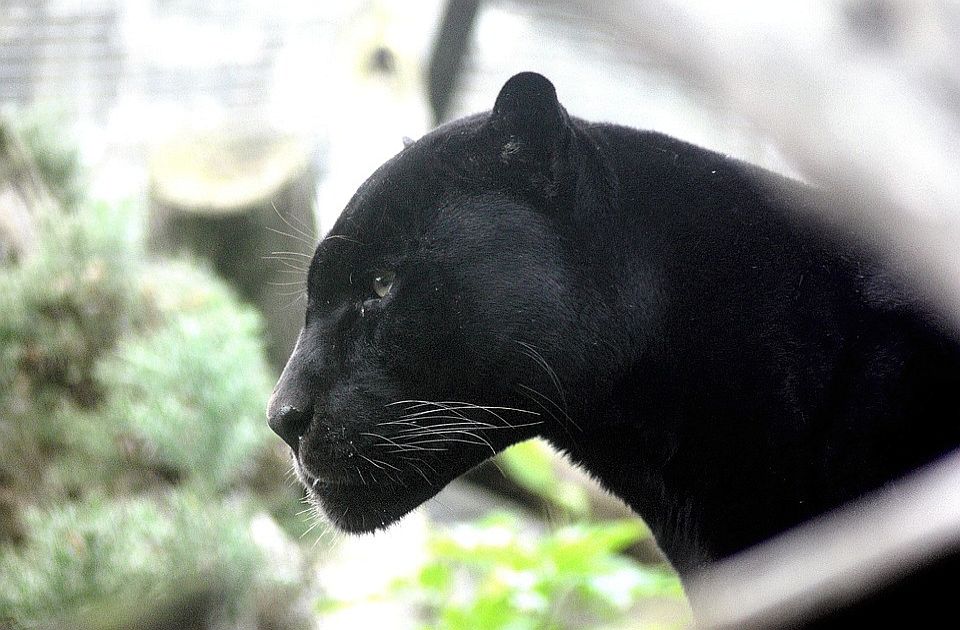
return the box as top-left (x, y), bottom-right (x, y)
top-left (488, 72), bottom-right (572, 195)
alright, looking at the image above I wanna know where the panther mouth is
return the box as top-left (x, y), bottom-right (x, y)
top-left (295, 457), bottom-right (405, 491)
top-left (281, 401), bottom-right (544, 533)
top-left (296, 460), bottom-right (444, 534)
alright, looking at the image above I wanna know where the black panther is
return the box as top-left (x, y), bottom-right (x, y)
top-left (267, 72), bottom-right (960, 583)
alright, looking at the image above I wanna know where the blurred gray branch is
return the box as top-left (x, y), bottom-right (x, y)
top-left (429, 0), bottom-right (482, 123)
top-left (686, 449), bottom-right (960, 628)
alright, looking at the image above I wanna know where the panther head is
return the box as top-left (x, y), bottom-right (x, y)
top-left (266, 73), bottom-right (622, 533)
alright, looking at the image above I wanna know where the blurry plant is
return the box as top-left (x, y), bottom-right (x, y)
top-left (0, 197), bottom-right (276, 499)
top-left (413, 514), bottom-right (683, 630)
top-left (0, 201), bottom-right (145, 503)
top-left (0, 119), bottom-right (305, 628)
top-left (318, 513), bottom-right (686, 630)
top-left (498, 439), bottom-right (591, 517)
top-left (0, 492), bottom-right (263, 628)
top-left (94, 262), bottom-right (275, 490)
top-left (9, 107), bottom-right (85, 210)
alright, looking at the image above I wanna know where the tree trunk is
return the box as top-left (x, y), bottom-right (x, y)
top-left (0, 116), bottom-right (51, 265)
top-left (148, 127), bottom-right (319, 370)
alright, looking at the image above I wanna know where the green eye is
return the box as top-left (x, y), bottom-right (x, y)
top-left (372, 271), bottom-right (395, 299)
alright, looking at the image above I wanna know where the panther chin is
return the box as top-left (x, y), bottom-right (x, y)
top-left (294, 461), bottom-right (447, 534)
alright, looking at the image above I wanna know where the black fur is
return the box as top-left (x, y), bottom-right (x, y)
top-left (268, 72), bottom-right (960, 576)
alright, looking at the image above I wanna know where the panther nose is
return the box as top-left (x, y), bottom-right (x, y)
top-left (268, 404), bottom-right (311, 452)
top-left (268, 328), bottom-right (315, 452)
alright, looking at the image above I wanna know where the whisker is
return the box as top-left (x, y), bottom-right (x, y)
top-left (391, 401), bottom-right (539, 437)
top-left (516, 340), bottom-right (567, 408)
top-left (272, 201), bottom-right (316, 242)
top-left (386, 445), bottom-right (447, 454)
top-left (376, 443), bottom-right (445, 452)
top-left (400, 436), bottom-right (496, 456)
top-left (262, 257), bottom-right (308, 273)
top-left (358, 453), bottom-right (403, 474)
top-left (359, 431), bottom-right (423, 450)
top-left (441, 402), bottom-right (541, 416)
top-left (517, 383), bottom-right (582, 432)
top-left (266, 224), bottom-right (316, 248)
top-left (312, 523), bottom-right (337, 550)
top-left (400, 457), bottom-right (433, 485)
top-left (395, 421), bottom-right (543, 437)
top-left (322, 233), bottom-right (364, 245)
top-left (300, 519), bottom-right (321, 539)
top-left (372, 457), bottom-right (403, 473)
top-left (263, 252), bottom-right (309, 261)
top-left (399, 404), bottom-right (539, 420)
top-left (415, 458), bottom-right (439, 475)
top-left (488, 455), bottom-right (507, 478)
top-left (360, 433), bottom-right (438, 452)
top-left (402, 401), bottom-right (473, 423)
top-left (270, 250), bottom-right (313, 258)
top-left (289, 211), bottom-right (315, 234)
top-left (394, 417), bottom-right (497, 431)
top-left (398, 404), bottom-right (488, 420)
top-left (451, 404), bottom-right (517, 429)
top-left (373, 420), bottom-right (421, 428)
top-left (280, 292), bottom-right (307, 311)
top-left (386, 400), bottom-right (444, 408)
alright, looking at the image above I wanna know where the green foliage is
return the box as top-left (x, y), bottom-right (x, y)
top-left (0, 160), bottom-right (291, 626)
top-left (94, 262), bottom-right (275, 489)
top-left (0, 197), bottom-right (275, 501)
top-left (0, 201), bottom-right (141, 394)
top-left (499, 439), bottom-right (591, 516)
top-left (0, 491), bottom-right (263, 629)
top-left (10, 107), bottom-right (85, 209)
top-left (0, 201), bottom-right (145, 501)
top-left (392, 514), bottom-right (684, 630)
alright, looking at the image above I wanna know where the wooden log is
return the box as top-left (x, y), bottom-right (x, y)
top-left (148, 126), bottom-right (319, 370)
top-left (0, 115), bottom-right (52, 265)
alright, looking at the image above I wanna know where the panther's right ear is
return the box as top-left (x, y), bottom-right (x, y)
top-left (490, 72), bottom-right (567, 139)
top-left (488, 72), bottom-right (572, 195)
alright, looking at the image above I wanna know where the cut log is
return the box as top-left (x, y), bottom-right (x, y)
top-left (0, 115), bottom-right (52, 264)
top-left (148, 126), bottom-right (319, 370)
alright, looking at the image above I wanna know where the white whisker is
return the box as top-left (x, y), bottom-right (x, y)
top-left (271, 200), bottom-right (316, 242)
top-left (517, 383), bottom-right (582, 432)
top-left (400, 457), bottom-right (433, 485)
top-left (265, 224), bottom-right (316, 248)
top-left (400, 436), bottom-right (496, 456)
top-left (516, 340), bottom-right (567, 408)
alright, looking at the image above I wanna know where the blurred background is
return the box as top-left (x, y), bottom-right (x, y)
top-left (2, 1), bottom-right (958, 629)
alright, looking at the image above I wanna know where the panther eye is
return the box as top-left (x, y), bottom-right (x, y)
top-left (371, 271), bottom-right (395, 299)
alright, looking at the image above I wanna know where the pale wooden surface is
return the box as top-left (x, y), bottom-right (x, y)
top-left (0, 117), bottom-right (50, 263)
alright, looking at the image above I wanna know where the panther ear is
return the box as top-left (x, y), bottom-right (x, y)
top-left (489, 72), bottom-right (572, 195)
top-left (492, 71), bottom-right (564, 130)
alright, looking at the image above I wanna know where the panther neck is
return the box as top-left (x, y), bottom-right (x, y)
top-left (552, 408), bottom-right (714, 574)
top-left (551, 389), bottom-right (824, 576)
